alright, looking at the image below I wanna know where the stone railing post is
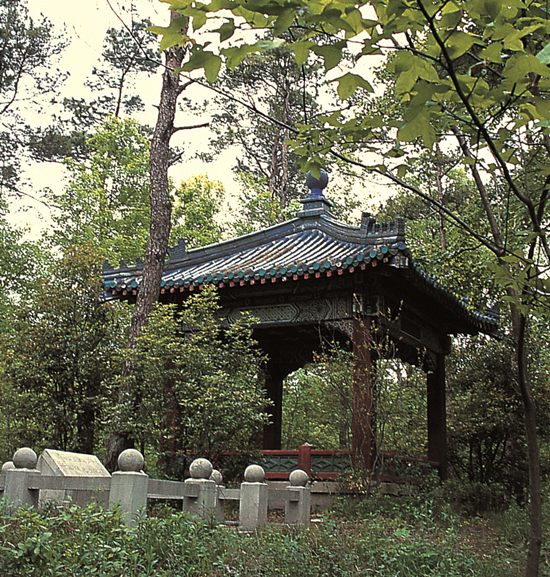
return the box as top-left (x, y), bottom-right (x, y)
top-left (239, 464), bottom-right (268, 531)
top-left (4, 448), bottom-right (40, 511)
top-left (210, 469), bottom-right (225, 522)
top-left (285, 469), bottom-right (311, 526)
top-left (109, 449), bottom-right (148, 527)
top-left (184, 458), bottom-right (216, 519)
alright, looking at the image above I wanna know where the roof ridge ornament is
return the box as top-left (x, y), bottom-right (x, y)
top-left (306, 169), bottom-right (329, 197)
top-left (360, 212), bottom-right (406, 242)
top-left (167, 238), bottom-right (188, 263)
top-left (297, 169), bottom-right (333, 219)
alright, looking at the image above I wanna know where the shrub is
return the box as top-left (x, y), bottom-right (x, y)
top-left (441, 479), bottom-right (507, 517)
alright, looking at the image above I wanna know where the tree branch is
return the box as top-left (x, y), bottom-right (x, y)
top-left (450, 126), bottom-right (505, 255)
top-left (172, 122), bottom-right (210, 133)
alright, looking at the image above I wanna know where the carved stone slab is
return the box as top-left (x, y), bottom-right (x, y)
top-left (37, 449), bottom-right (110, 508)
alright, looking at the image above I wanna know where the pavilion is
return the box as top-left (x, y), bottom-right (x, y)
top-left (103, 172), bottom-right (499, 479)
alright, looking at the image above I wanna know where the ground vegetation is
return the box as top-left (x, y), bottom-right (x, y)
top-left (0, 485), bottom-right (544, 576)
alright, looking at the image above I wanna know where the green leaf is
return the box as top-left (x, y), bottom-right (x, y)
top-left (233, 5), bottom-right (271, 28)
top-left (478, 41), bottom-right (503, 63)
top-left (256, 38), bottom-right (286, 51)
top-left (190, 9), bottom-right (207, 31)
top-left (273, 8), bottom-right (296, 36)
top-left (536, 41), bottom-right (550, 65)
top-left (395, 68), bottom-right (419, 94)
top-left (391, 51), bottom-right (415, 75)
top-left (290, 40), bottom-right (316, 66)
top-left (334, 72), bottom-right (373, 100)
top-left (151, 16), bottom-right (190, 52)
top-left (534, 97), bottom-right (550, 120)
top-left (398, 107), bottom-right (436, 148)
top-left (484, 0), bottom-right (502, 20)
top-left (504, 54), bottom-right (550, 82)
top-left (218, 20), bottom-right (236, 43)
top-left (222, 44), bottom-right (261, 70)
top-left (312, 41), bottom-right (346, 72)
top-left (182, 48), bottom-right (222, 83)
top-left (445, 31), bottom-right (481, 59)
top-left (344, 7), bottom-right (366, 35)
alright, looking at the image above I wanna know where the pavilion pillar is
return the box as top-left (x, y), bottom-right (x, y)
top-left (427, 352), bottom-right (448, 480)
top-left (263, 362), bottom-right (285, 449)
top-left (352, 317), bottom-right (374, 472)
top-left (158, 379), bottom-right (181, 476)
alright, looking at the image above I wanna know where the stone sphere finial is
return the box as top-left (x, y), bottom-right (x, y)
top-left (289, 469), bottom-right (309, 487)
top-left (13, 448), bottom-right (37, 470)
top-left (306, 169), bottom-right (329, 198)
top-left (118, 449), bottom-right (144, 472)
top-left (189, 458), bottom-right (213, 479)
top-left (244, 464), bottom-right (265, 483)
top-left (1, 461), bottom-right (15, 473)
top-left (210, 469), bottom-right (223, 485)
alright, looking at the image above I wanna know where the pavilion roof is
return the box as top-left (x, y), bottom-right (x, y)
top-left (102, 184), bottom-right (499, 338)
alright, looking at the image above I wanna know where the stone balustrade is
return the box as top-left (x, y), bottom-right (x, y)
top-left (0, 448), bottom-right (310, 529)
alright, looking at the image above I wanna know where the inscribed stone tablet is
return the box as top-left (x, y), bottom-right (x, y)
top-left (37, 449), bottom-right (110, 508)
top-left (39, 449), bottom-right (110, 477)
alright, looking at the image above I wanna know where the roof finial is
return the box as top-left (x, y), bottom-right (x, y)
top-left (306, 169), bottom-right (329, 198)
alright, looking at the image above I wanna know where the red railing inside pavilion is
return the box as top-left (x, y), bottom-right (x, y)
top-left (260, 444), bottom-right (440, 483)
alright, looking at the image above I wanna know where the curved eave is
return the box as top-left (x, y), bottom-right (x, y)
top-left (103, 251), bottom-right (498, 339)
top-left (404, 263), bottom-right (500, 337)
top-left (102, 209), bottom-right (498, 337)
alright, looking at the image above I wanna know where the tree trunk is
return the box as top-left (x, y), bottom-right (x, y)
top-left (103, 15), bottom-right (187, 471)
top-left (510, 304), bottom-right (543, 577)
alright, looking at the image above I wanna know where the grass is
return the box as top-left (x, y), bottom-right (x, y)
top-left (0, 488), bottom-right (546, 576)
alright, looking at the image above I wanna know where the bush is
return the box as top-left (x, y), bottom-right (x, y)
top-left (441, 479), bottom-right (507, 517)
top-left (118, 287), bottom-right (270, 479)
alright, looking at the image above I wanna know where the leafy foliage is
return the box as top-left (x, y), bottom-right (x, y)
top-left (0, 496), bottom-right (531, 576)
top-left (30, 17), bottom-right (160, 163)
top-left (377, 158), bottom-right (499, 308)
top-left (447, 337), bottom-right (525, 495)
top-left (447, 334), bottom-right (550, 501)
top-left (199, 36), bottom-right (327, 218)
top-left (170, 175), bottom-right (225, 249)
top-left (159, 0), bottom-right (550, 301)
top-left (0, 204), bottom-right (45, 327)
top-left (47, 117), bottom-right (152, 264)
top-left (0, 244), bottom-right (129, 460)
top-left (282, 349), bottom-right (353, 450)
top-left (85, 18), bottom-right (159, 119)
top-left (47, 118), bottom-right (226, 263)
top-left (375, 359), bottom-right (428, 459)
top-left (118, 287), bottom-right (269, 478)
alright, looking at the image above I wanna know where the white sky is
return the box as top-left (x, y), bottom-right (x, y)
top-left (8, 0), bottom-right (389, 238)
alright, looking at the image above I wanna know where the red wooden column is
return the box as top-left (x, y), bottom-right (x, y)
top-left (352, 317), bottom-right (374, 471)
top-left (298, 443), bottom-right (312, 477)
top-left (427, 352), bottom-right (448, 480)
